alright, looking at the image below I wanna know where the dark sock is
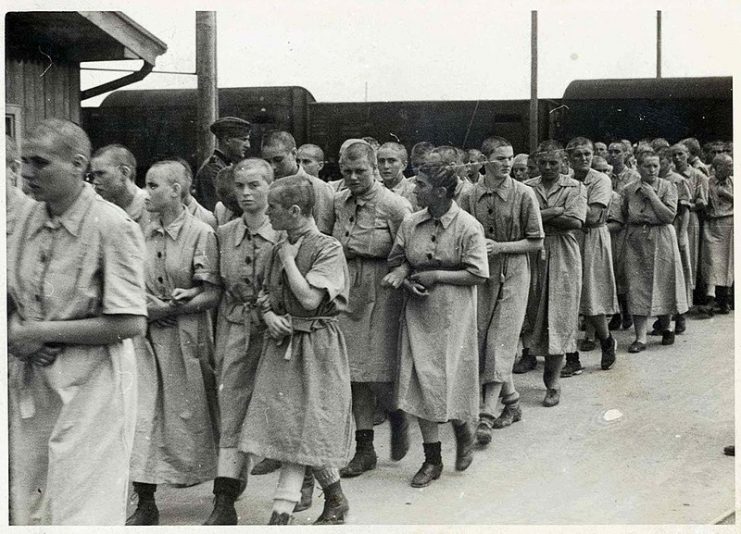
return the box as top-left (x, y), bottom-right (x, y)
top-left (133, 482), bottom-right (156, 503)
top-left (356, 429), bottom-right (374, 450)
top-left (502, 391), bottom-right (520, 405)
top-left (213, 476), bottom-right (241, 499)
top-left (422, 441), bottom-right (442, 466)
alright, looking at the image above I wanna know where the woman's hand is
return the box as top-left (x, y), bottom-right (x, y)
top-left (486, 239), bottom-right (502, 257)
top-left (171, 286), bottom-right (202, 304)
top-left (382, 269), bottom-right (407, 289)
top-left (278, 236), bottom-right (304, 265)
top-left (147, 294), bottom-right (175, 322)
top-left (402, 279), bottom-right (429, 298)
top-left (264, 311), bottom-right (292, 339)
top-left (410, 270), bottom-right (439, 289)
top-left (7, 313), bottom-right (63, 365)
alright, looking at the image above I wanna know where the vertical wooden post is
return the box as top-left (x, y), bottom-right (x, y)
top-left (196, 11), bottom-right (218, 167)
top-left (530, 10), bottom-right (539, 152)
top-left (656, 10), bottom-right (662, 78)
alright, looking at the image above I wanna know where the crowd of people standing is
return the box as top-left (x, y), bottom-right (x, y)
top-left (5, 116), bottom-right (734, 526)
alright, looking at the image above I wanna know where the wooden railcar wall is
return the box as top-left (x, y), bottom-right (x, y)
top-left (5, 57), bottom-right (80, 136)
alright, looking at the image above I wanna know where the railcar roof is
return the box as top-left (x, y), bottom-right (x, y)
top-left (563, 77), bottom-right (732, 100)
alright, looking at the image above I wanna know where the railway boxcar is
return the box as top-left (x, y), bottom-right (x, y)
top-left (555, 76), bottom-right (732, 144)
top-left (307, 98), bottom-right (557, 178)
top-left (81, 85), bottom-right (314, 184)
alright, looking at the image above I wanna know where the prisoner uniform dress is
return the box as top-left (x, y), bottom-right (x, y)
top-left (664, 171), bottom-right (694, 305)
top-left (618, 178), bottom-right (688, 317)
top-left (681, 165), bottom-right (709, 288)
top-left (388, 201), bottom-right (489, 422)
top-left (240, 229), bottom-right (353, 468)
top-left (702, 175), bottom-right (734, 287)
top-left (524, 174), bottom-right (587, 356)
top-left (7, 183), bottom-right (146, 525)
top-left (459, 176), bottom-right (543, 386)
top-left (124, 185), bottom-right (151, 232)
top-left (575, 169), bottom-right (618, 316)
top-left (610, 166), bottom-right (640, 296)
top-left (215, 217), bottom-right (282, 448)
top-left (387, 176), bottom-right (419, 211)
top-left (185, 196), bottom-right (218, 231)
top-left (333, 180), bottom-right (411, 383)
top-left (130, 209), bottom-right (221, 486)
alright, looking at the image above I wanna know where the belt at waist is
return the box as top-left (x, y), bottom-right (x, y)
top-left (584, 222), bottom-right (606, 229)
top-left (707, 214), bottom-right (733, 220)
top-left (627, 222), bottom-right (667, 228)
top-left (344, 252), bottom-right (389, 261)
top-left (289, 315), bottom-right (338, 333)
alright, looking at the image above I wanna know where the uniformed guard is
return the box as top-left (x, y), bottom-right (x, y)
top-left (195, 117), bottom-right (251, 212)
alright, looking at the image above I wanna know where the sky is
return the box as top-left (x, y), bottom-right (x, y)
top-left (61, 0), bottom-right (740, 107)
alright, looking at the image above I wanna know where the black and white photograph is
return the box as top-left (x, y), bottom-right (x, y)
top-left (3, 0), bottom-right (738, 529)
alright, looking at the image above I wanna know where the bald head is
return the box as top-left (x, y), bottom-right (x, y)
top-left (297, 144), bottom-right (325, 177)
top-left (26, 118), bottom-right (91, 162)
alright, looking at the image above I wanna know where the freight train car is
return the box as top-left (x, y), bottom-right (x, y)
top-left (81, 76), bottom-right (732, 183)
top-left (82, 86), bottom-right (315, 184)
top-left (554, 76), bottom-right (732, 143)
top-left (307, 98), bottom-right (558, 177)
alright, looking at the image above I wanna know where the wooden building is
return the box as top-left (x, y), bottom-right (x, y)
top-left (5, 11), bottom-right (166, 143)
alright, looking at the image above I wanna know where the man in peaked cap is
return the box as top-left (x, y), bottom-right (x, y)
top-left (195, 117), bottom-right (252, 211)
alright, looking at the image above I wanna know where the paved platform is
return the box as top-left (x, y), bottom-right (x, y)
top-left (131, 311), bottom-right (736, 527)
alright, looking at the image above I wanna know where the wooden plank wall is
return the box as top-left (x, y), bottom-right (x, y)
top-left (5, 57), bottom-right (80, 135)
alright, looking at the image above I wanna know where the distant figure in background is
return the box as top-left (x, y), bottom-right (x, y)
top-left (410, 141), bottom-right (435, 176)
top-left (591, 155), bottom-right (612, 175)
top-left (195, 117), bottom-right (251, 212)
top-left (681, 137), bottom-right (710, 177)
top-left (593, 141), bottom-right (608, 159)
top-left (512, 153), bottom-right (530, 182)
top-left (261, 130), bottom-right (335, 235)
top-left (672, 143), bottom-right (709, 302)
top-left (699, 154), bottom-right (734, 315)
top-left (465, 148), bottom-right (484, 184)
top-left (377, 141), bottom-right (416, 209)
top-left (297, 143), bottom-right (326, 178)
top-left (89, 144), bottom-right (150, 231)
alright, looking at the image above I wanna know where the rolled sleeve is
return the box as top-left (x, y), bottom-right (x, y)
top-left (305, 239), bottom-right (348, 302)
top-left (193, 228), bottom-right (222, 286)
top-left (101, 219), bottom-right (147, 316)
top-left (461, 222), bottom-right (490, 279)
top-left (522, 188), bottom-right (545, 239)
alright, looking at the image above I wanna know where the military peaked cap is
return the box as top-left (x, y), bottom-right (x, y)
top-left (210, 117), bottom-right (251, 137)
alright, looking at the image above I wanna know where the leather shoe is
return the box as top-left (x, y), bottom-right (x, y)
top-left (674, 315), bottom-right (687, 334)
top-left (475, 414), bottom-right (494, 445)
top-left (389, 410), bottom-right (410, 461)
top-left (492, 403), bottom-right (522, 429)
top-left (339, 448), bottom-right (377, 478)
top-left (628, 341), bottom-right (646, 353)
top-left (313, 481), bottom-right (350, 525)
top-left (453, 422), bottom-right (474, 471)
top-left (542, 388), bottom-right (560, 407)
top-left (203, 495), bottom-right (238, 525)
top-left (251, 458), bottom-right (281, 475)
top-left (410, 462), bottom-right (443, 488)
top-left (661, 330), bottom-right (675, 346)
top-left (126, 501), bottom-right (159, 526)
top-left (293, 470), bottom-right (313, 513)
top-left (513, 353), bottom-right (536, 374)
top-left (268, 511), bottom-right (292, 525)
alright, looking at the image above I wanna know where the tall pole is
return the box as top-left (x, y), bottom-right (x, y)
top-left (656, 10), bottom-right (662, 78)
top-left (529, 10), bottom-right (538, 153)
top-left (196, 11), bottom-right (218, 167)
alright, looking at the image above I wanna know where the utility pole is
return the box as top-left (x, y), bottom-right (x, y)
top-left (656, 10), bottom-right (662, 78)
top-left (196, 11), bottom-right (218, 167)
top-left (529, 10), bottom-right (538, 153)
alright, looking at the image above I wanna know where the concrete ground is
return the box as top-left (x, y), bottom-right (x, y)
top-left (131, 311), bottom-right (735, 526)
